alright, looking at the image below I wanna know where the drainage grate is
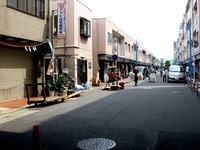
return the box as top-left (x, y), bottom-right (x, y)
top-left (77, 138), bottom-right (116, 150)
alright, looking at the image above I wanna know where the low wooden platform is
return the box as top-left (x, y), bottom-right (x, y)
top-left (27, 91), bottom-right (84, 105)
top-left (65, 90), bottom-right (84, 99)
top-left (27, 95), bottom-right (67, 105)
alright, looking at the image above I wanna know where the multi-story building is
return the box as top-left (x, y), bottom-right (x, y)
top-left (92, 18), bottom-right (159, 82)
top-left (50, 0), bottom-right (93, 84)
top-left (175, 0), bottom-right (200, 78)
top-left (0, 0), bottom-right (49, 102)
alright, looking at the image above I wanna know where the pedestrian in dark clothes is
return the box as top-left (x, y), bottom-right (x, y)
top-left (133, 67), bottom-right (139, 86)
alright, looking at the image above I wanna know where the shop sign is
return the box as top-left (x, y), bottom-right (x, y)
top-left (57, 3), bottom-right (66, 38)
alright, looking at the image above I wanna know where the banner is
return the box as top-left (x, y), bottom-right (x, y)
top-left (57, 3), bottom-right (66, 38)
top-left (47, 39), bottom-right (55, 75)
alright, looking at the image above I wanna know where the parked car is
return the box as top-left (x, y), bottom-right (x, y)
top-left (167, 65), bottom-right (185, 82)
top-left (137, 66), bottom-right (148, 80)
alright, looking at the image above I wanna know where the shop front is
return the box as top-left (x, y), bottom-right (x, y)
top-left (0, 37), bottom-right (53, 102)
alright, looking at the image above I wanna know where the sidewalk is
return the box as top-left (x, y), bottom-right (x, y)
top-left (0, 78), bottom-right (134, 109)
top-left (0, 98), bottom-right (27, 109)
top-left (0, 78), bottom-right (138, 124)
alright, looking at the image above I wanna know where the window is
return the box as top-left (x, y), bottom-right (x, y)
top-left (80, 17), bottom-right (91, 38)
top-left (87, 21), bottom-right (91, 36)
top-left (18, 0), bottom-right (26, 11)
top-left (120, 45), bottom-right (125, 56)
top-left (7, 0), bottom-right (17, 7)
top-left (131, 46), bottom-right (133, 53)
top-left (125, 42), bottom-right (127, 51)
top-left (133, 44), bottom-right (136, 51)
top-left (28, 0), bottom-right (35, 15)
top-left (36, 0), bottom-right (44, 18)
top-left (7, 0), bottom-right (44, 19)
top-left (108, 32), bottom-right (113, 44)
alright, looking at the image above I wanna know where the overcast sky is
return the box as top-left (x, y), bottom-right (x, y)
top-left (79, 0), bottom-right (188, 59)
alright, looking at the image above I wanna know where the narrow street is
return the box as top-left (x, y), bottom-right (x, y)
top-left (1, 1), bottom-right (198, 150)
top-left (1, 76), bottom-right (200, 150)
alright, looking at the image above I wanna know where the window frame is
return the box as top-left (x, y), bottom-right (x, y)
top-left (107, 32), bottom-right (113, 44)
top-left (80, 17), bottom-right (91, 38)
top-left (7, 0), bottom-right (45, 19)
top-left (128, 44), bottom-right (130, 52)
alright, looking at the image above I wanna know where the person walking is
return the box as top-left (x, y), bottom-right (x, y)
top-left (133, 67), bottom-right (139, 86)
top-left (163, 69), bottom-right (167, 82)
top-left (186, 65), bottom-right (189, 81)
top-left (160, 69), bottom-right (163, 77)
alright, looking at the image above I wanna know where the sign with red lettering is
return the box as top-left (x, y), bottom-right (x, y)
top-left (57, 3), bottom-right (66, 38)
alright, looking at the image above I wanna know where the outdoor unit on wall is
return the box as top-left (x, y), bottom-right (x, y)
top-left (80, 17), bottom-right (91, 38)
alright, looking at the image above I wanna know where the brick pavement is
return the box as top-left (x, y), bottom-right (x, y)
top-left (0, 98), bottom-right (27, 108)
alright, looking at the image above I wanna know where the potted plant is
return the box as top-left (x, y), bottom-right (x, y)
top-left (54, 84), bottom-right (59, 96)
top-left (56, 74), bottom-right (68, 96)
top-left (46, 80), bottom-right (56, 96)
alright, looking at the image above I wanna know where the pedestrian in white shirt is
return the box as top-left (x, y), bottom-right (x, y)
top-left (186, 65), bottom-right (189, 79)
top-left (163, 69), bottom-right (167, 82)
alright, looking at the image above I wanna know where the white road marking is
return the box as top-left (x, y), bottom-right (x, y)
top-left (0, 107), bottom-right (40, 124)
top-left (125, 85), bottom-right (186, 89)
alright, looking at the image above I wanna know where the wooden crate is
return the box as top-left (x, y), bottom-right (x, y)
top-left (109, 85), bottom-right (119, 91)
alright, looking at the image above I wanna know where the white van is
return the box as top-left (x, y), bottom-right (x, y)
top-left (167, 65), bottom-right (185, 82)
top-left (137, 66), bottom-right (148, 80)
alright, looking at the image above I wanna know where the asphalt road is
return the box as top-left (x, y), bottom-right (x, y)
top-left (1, 76), bottom-right (200, 150)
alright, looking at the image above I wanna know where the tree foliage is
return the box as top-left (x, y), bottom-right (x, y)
top-left (163, 60), bottom-right (171, 69)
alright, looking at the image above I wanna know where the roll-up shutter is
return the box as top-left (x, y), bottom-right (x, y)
top-left (0, 48), bottom-right (35, 102)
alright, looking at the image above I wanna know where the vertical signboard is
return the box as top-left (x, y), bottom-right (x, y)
top-left (57, 3), bottom-right (66, 38)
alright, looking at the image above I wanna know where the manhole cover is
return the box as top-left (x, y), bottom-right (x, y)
top-left (77, 138), bottom-right (116, 150)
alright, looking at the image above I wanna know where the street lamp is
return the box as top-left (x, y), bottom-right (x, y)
top-left (136, 40), bottom-right (138, 66)
top-left (178, 47), bottom-right (181, 65)
top-left (180, 20), bottom-right (192, 82)
top-left (150, 52), bottom-right (153, 69)
top-left (135, 39), bottom-right (143, 67)
top-left (113, 31), bottom-right (119, 86)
